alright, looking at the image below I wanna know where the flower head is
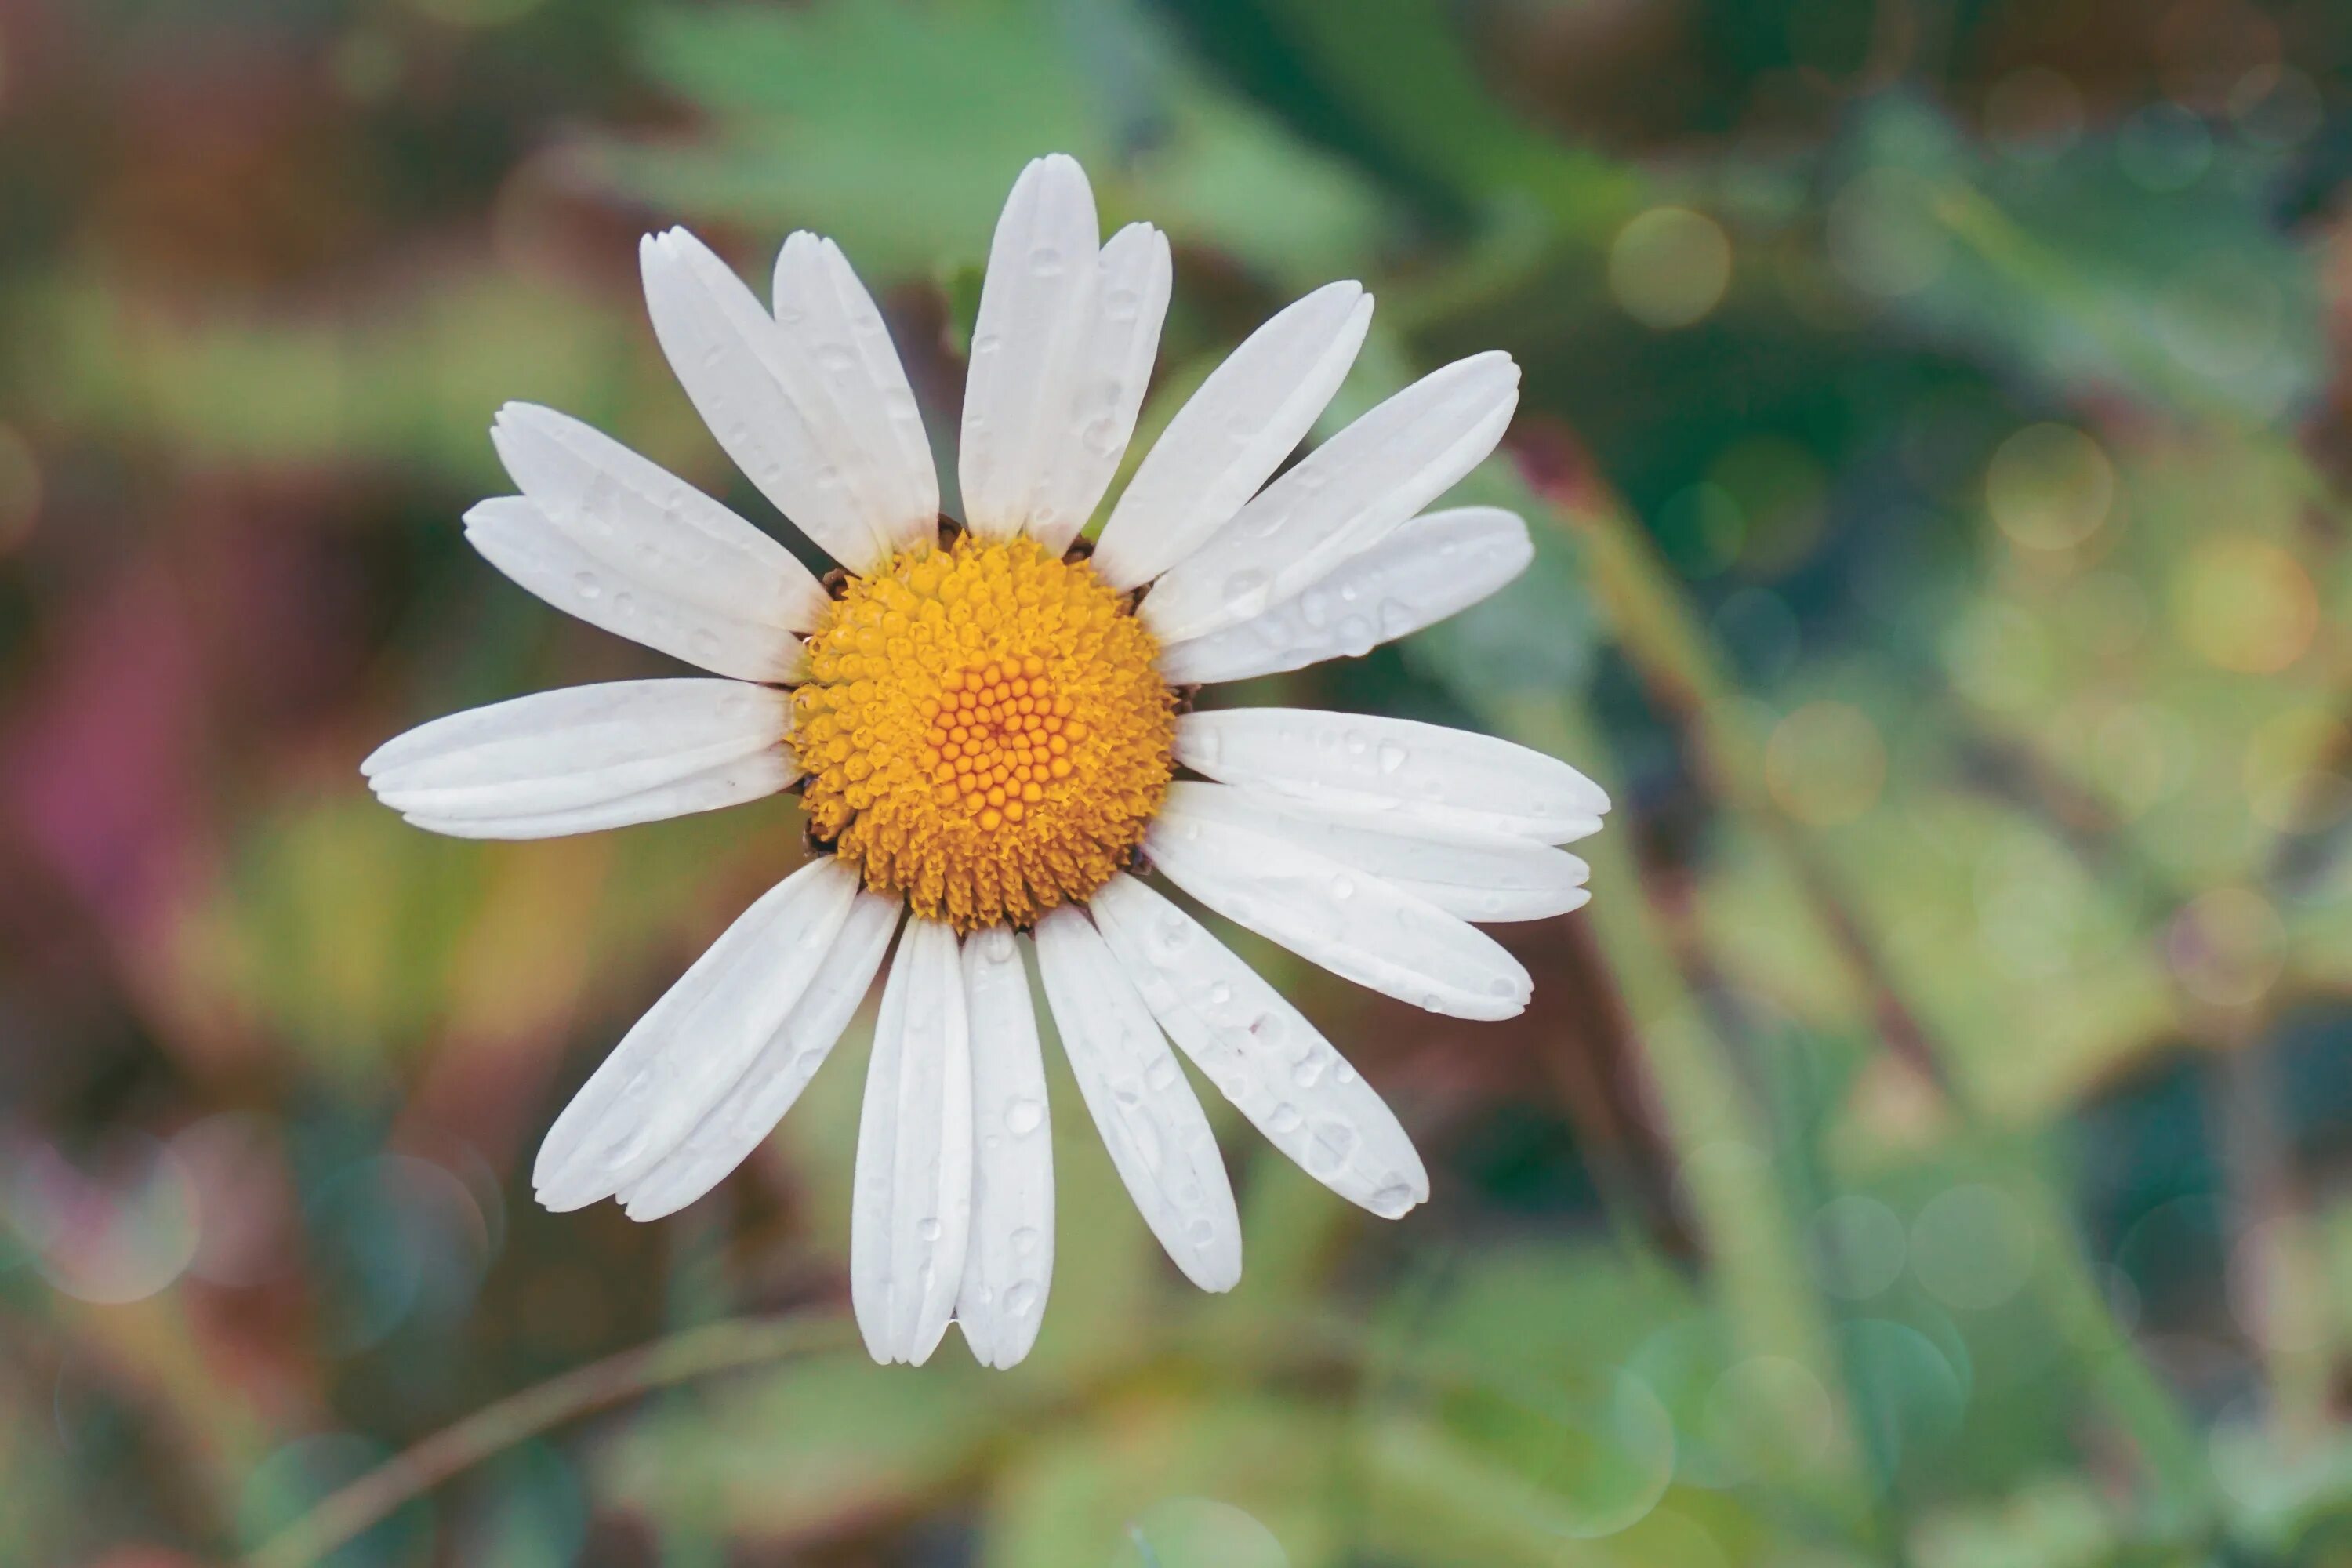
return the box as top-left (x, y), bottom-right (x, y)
top-left (365, 154), bottom-right (1609, 1369)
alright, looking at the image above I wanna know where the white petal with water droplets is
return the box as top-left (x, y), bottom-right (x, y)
top-left (954, 927), bottom-right (1054, 1369)
top-left (1093, 281), bottom-right (1372, 591)
top-left (641, 227), bottom-right (915, 572)
top-left (1090, 874), bottom-right (1427, 1217)
top-left (618, 891), bottom-right (902, 1221)
top-left (1158, 506), bottom-right (1532, 685)
top-left (1144, 808), bottom-right (1532, 1021)
top-left (1160, 782), bottom-right (1590, 923)
top-left (1174, 707), bottom-right (1609, 844)
top-left (1033, 906), bottom-right (1240, 1291)
top-left (466, 499), bottom-right (808, 684)
top-left (365, 680), bottom-right (796, 838)
top-left (770, 232), bottom-right (939, 558)
top-left (960, 155), bottom-right (1102, 543)
top-left (1024, 223), bottom-right (1172, 556)
top-left (851, 919), bottom-right (974, 1366)
top-left (1142, 352), bottom-right (1520, 643)
top-left (532, 858), bottom-right (860, 1212)
top-left (489, 401), bottom-right (830, 634)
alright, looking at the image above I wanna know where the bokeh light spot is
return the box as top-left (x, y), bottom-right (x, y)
top-left (1986, 424), bottom-right (2114, 551)
top-left (1911, 1184), bottom-right (2037, 1310)
top-left (2230, 64), bottom-right (2323, 147)
top-left (2244, 709), bottom-right (2352, 833)
top-left (2173, 536), bottom-right (2315, 673)
top-left (1807, 1195), bottom-right (1908, 1299)
top-left (1657, 481), bottom-right (1745, 577)
top-left (8, 1135), bottom-right (199, 1305)
top-left (1766, 702), bottom-right (1886, 826)
top-left (1610, 207), bottom-right (1733, 329)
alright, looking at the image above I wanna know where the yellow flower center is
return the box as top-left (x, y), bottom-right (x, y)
top-left (793, 532), bottom-right (1175, 933)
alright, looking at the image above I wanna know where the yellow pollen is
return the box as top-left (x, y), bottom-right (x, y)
top-left (793, 532), bottom-right (1175, 933)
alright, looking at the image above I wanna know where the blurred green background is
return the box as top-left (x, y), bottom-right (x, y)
top-left (5, 0), bottom-right (2352, 1563)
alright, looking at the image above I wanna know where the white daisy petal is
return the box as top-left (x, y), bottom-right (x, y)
top-left (532, 857), bottom-right (862, 1212)
top-left (1140, 352), bottom-right (1522, 643)
top-left (488, 401), bottom-right (831, 634)
top-left (618, 891), bottom-right (903, 1222)
top-left (1160, 782), bottom-right (1590, 923)
top-left (364, 680), bottom-right (797, 838)
top-left (1089, 873), bottom-right (1428, 1218)
top-left (770, 232), bottom-right (941, 558)
top-left (851, 919), bottom-right (975, 1366)
top-left (1174, 707), bottom-right (1609, 844)
top-left (1142, 808), bottom-right (1532, 1022)
top-left (393, 755), bottom-right (798, 841)
top-left (1023, 222), bottom-right (1173, 557)
top-left (1156, 506), bottom-right (1533, 686)
top-left (465, 498), bottom-right (808, 684)
top-left (953, 927), bottom-right (1054, 1370)
top-left (1033, 906), bottom-right (1241, 1292)
top-left (1092, 281), bottom-right (1373, 591)
top-left (641, 227), bottom-right (915, 572)
top-left (959, 154), bottom-right (1102, 543)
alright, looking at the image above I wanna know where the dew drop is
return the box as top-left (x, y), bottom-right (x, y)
top-left (1369, 1182), bottom-right (1417, 1218)
top-left (1268, 1102), bottom-right (1302, 1134)
top-left (1005, 1279), bottom-right (1040, 1316)
top-left (1221, 570), bottom-right (1270, 615)
top-left (1145, 1056), bottom-right (1180, 1093)
top-left (1028, 245), bottom-right (1065, 276)
top-left (1105, 287), bottom-right (1141, 319)
top-left (1187, 1217), bottom-right (1219, 1247)
top-left (917, 1218), bottom-right (942, 1242)
top-left (573, 571), bottom-right (603, 600)
top-left (1004, 1097), bottom-right (1045, 1137)
top-left (1207, 982), bottom-right (1234, 1007)
top-left (1376, 741), bottom-right (1409, 775)
top-left (1294, 1054), bottom-right (1327, 1089)
top-left (1330, 875), bottom-right (1356, 902)
top-left (1011, 1226), bottom-right (1040, 1257)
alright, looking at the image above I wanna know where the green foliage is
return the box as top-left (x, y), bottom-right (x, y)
top-left (9, 0), bottom-right (2352, 1565)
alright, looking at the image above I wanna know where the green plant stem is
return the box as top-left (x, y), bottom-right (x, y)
top-left (248, 1313), bottom-right (858, 1568)
top-left (1534, 466), bottom-right (2217, 1526)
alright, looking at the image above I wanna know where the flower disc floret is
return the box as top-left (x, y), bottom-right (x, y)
top-left (793, 532), bottom-right (1174, 932)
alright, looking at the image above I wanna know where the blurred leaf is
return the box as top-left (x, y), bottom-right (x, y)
top-left (597, 1348), bottom-right (1016, 1541)
top-left (982, 1391), bottom-right (1342, 1568)
top-left (615, 0), bottom-right (1385, 289)
top-left (1845, 98), bottom-right (2325, 423)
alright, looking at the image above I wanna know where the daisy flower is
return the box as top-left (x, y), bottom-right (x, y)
top-left (364, 154), bottom-right (1609, 1370)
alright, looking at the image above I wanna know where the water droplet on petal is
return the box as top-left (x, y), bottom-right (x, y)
top-left (1004, 1098), bottom-right (1045, 1136)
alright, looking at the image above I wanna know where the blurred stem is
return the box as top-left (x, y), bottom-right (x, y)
top-left (1494, 691), bottom-right (1873, 1532)
top-left (1932, 182), bottom-right (2352, 528)
top-left (2209, 1011), bottom-right (2338, 1448)
top-left (1529, 448), bottom-right (2217, 1526)
top-left (248, 1313), bottom-right (857, 1568)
